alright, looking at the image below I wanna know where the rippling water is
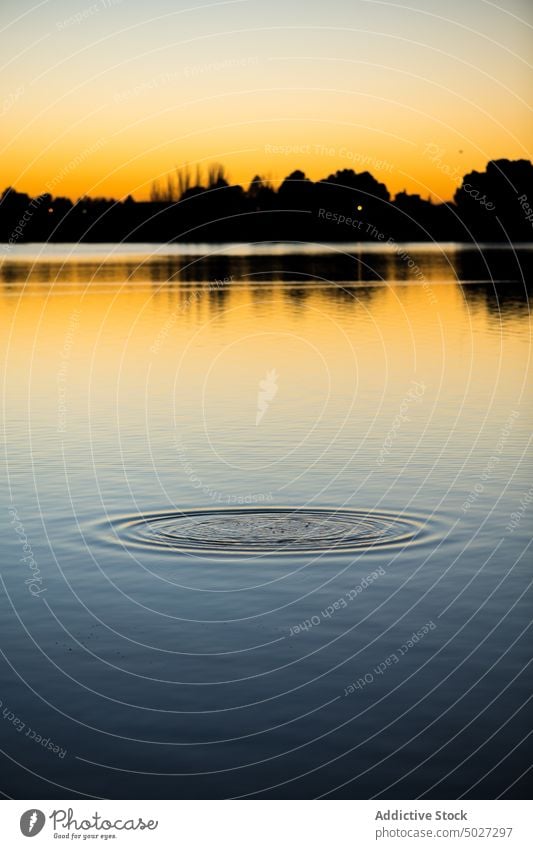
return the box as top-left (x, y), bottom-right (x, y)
top-left (1, 243), bottom-right (531, 799)
top-left (97, 507), bottom-right (431, 555)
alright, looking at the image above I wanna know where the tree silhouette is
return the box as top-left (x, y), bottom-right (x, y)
top-left (1, 159), bottom-right (532, 244)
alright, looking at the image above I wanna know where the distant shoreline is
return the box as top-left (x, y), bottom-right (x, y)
top-left (2, 159), bottom-right (532, 246)
top-left (2, 241), bottom-right (533, 256)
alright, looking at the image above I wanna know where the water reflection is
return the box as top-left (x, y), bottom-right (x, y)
top-left (460, 280), bottom-right (532, 321)
top-left (2, 244), bottom-right (532, 294)
top-left (1, 243), bottom-right (531, 800)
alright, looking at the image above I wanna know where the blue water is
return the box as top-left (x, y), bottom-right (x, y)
top-left (1, 244), bottom-right (531, 798)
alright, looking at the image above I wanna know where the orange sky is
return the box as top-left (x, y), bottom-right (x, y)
top-left (1, 0), bottom-right (532, 202)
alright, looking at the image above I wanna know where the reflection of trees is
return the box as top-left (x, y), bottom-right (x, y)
top-left (460, 280), bottom-right (531, 322)
top-left (450, 247), bottom-right (532, 321)
top-left (453, 247), bottom-right (533, 286)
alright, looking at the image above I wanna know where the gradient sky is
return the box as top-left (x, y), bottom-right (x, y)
top-left (1, 0), bottom-right (532, 201)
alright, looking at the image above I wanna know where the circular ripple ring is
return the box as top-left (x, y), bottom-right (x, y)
top-left (106, 508), bottom-right (426, 555)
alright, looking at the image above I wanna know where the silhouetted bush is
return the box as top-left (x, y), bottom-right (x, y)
top-left (1, 159), bottom-right (532, 243)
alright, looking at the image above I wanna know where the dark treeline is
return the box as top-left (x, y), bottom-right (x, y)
top-left (1, 159), bottom-right (532, 244)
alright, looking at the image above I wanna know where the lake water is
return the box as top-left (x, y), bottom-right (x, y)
top-left (1, 242), bottom-right (531, 799)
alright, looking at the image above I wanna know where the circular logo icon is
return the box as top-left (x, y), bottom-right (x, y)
top-left (20, 809), bottom-right (46, 837)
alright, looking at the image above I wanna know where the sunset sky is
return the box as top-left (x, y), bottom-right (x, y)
top-left (1, 0), bottom-right (532, 202)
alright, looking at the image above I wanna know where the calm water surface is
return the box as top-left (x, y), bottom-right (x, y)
top-left (1, 243), bottom-right (531, 799)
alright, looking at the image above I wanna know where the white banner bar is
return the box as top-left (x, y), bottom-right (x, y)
top-left (0, 799), bottom-right (530, 848)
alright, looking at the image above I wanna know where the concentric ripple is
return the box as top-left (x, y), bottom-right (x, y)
top-left (101, 507), bottom-right (429, 555)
